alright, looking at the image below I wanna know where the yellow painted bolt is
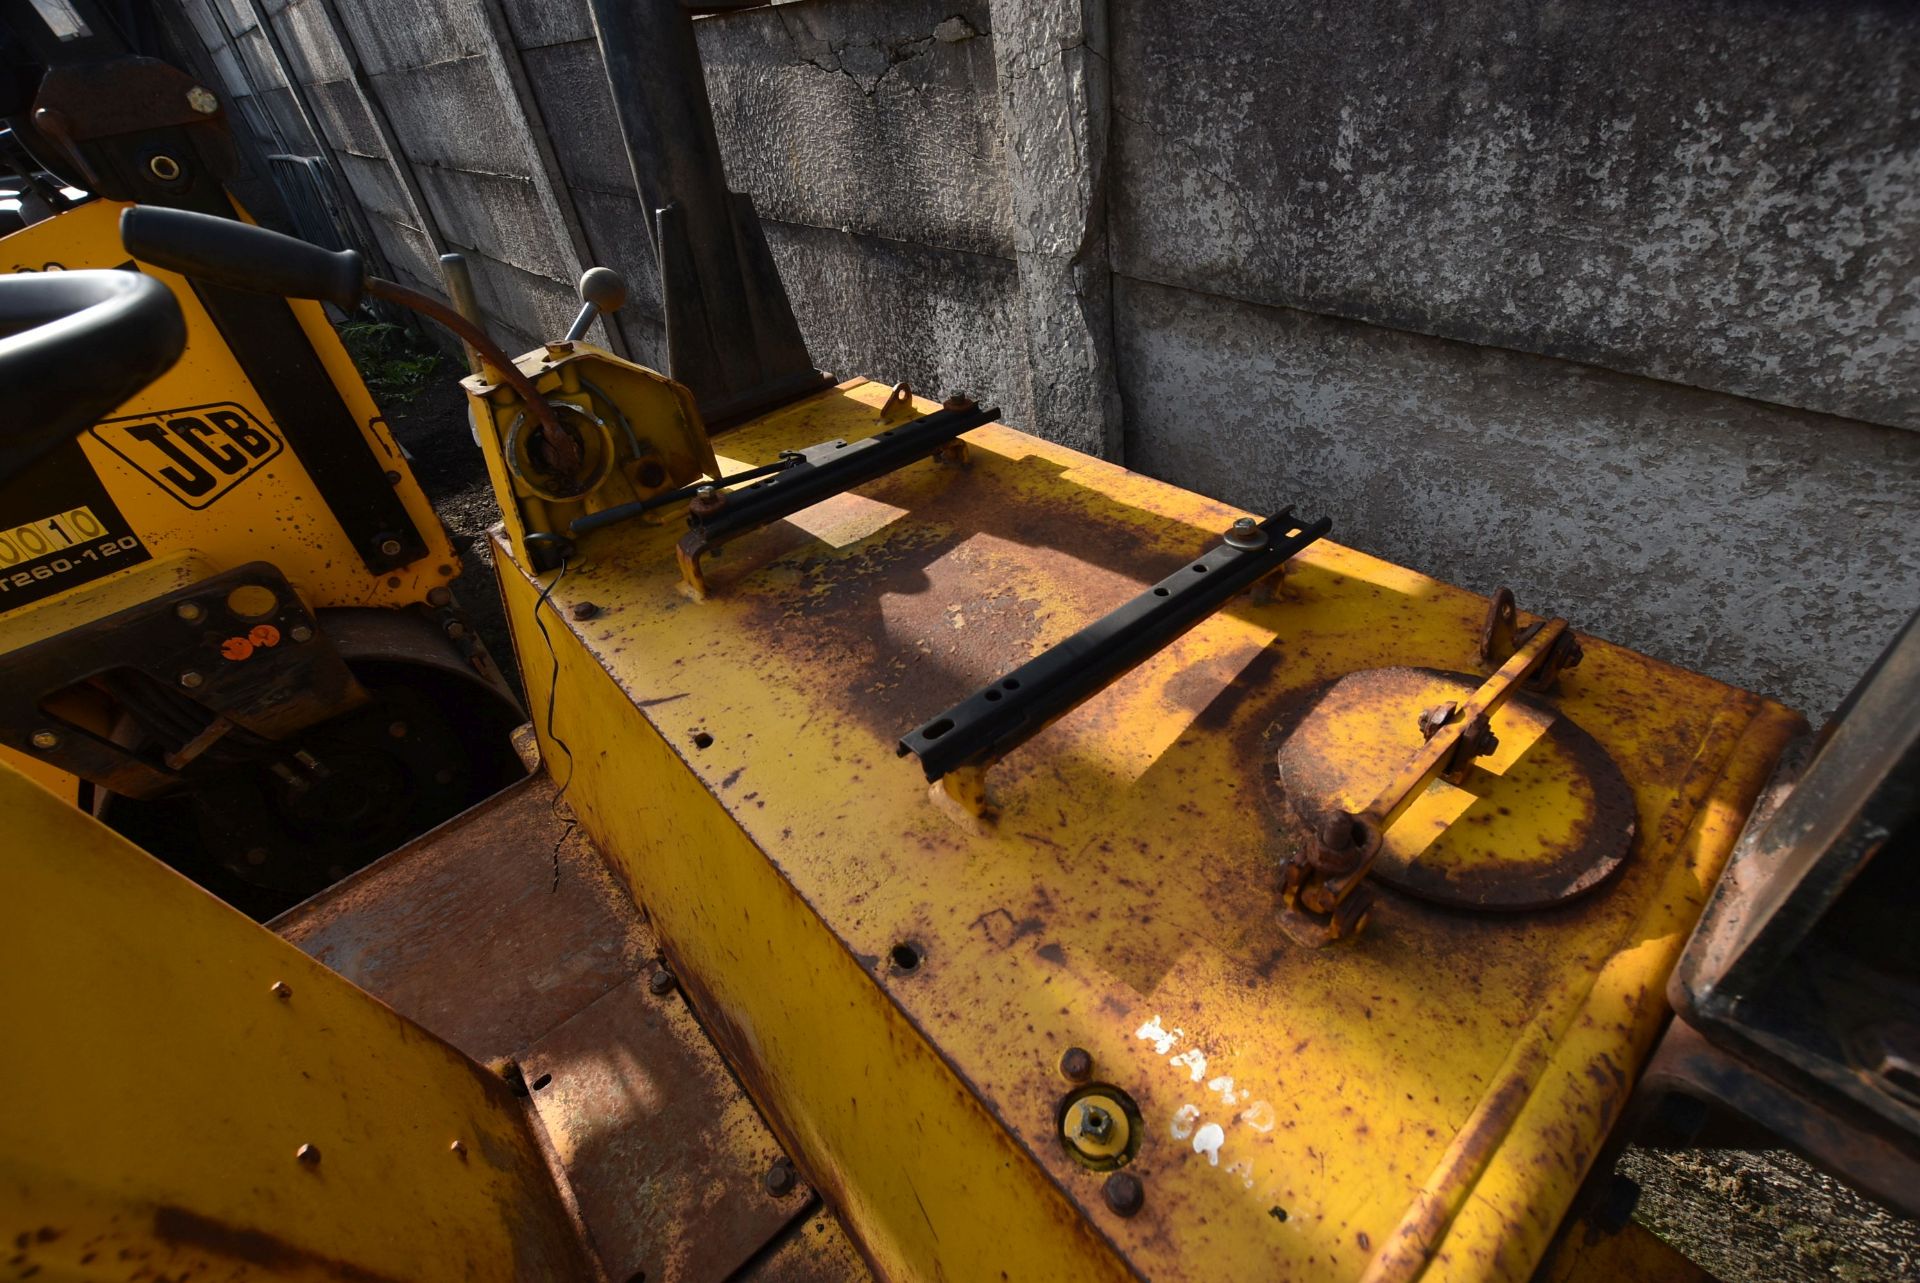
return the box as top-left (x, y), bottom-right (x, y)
top-left (271, 981), bottom-right (292, 1001)
top-left (175, 601), bottom-right (204, 622)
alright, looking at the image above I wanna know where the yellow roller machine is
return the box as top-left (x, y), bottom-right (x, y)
top-left (0, 1), bottom-right (523, 914)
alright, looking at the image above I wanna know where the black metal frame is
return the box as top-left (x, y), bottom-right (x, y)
top-left (677, 403), bottom-right (995, 560)
top-left (899, 511), bottom-right (1331, 782)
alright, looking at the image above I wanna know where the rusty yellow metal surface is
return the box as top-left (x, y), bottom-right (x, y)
top-left (0, 199), bottom-right (459, 623)
top-left (0, 761), bottom-right (593, 1281)
top-left (496, 377), bottom-right (1800, 1280)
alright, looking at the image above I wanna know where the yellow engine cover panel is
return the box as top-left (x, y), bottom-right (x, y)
top-left (0, 198), bottom-right (458, 625)
top-left (500, 379), bottom-right (1801, 1281)
top-left (0, 762), bottom-right (593, 1281)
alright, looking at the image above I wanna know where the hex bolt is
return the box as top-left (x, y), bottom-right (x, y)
top-left (449, 1139), bottom-right (468, 1159)
top-left (384, 470), bottom-right (402, 485)
top-left (571, 601), bottom-right (599, 621)
top-left (1224, 516), bottom-right (1268, 550)
top-left (426, 587), bottom-right (453, 607)
top-left (1103, 1170), bottom-right (1145, 1218)
top-left (1076, 1104), bottom-right (1115, 1144)
top-left (764, 1159), bottom-right (797, 1197)
top-left (379, 538), bottom-right (404, 558)
top-left (295, 1143), bottom-right (321, 1166)
top-left (186, 86), bottom-right (218, 114)
top-left (1059, 1046), bottom-right (1093, 1083)
top-left (647, 968), bottom-right (677, 997)
top-left (179, 671), bottom-right (204, 689)
top-left (271, 981), bottom-right (292, 1001)
top-left (445, 620), bottom-right (466, 640)
top-left (30, 730), bottom-right (58, 750)
top-left (289, 624), bottom-right (314, 643)
top-left (175, 601), bottom-right (205, 623)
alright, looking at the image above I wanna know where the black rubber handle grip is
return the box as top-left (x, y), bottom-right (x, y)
top-left (0, 270), bottom-right (186, 483)
top-left (120, 205), bottom-right (365, 309)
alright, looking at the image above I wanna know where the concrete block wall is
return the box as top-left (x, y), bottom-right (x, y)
top-left (169, 0), bottom-right (1920, 716)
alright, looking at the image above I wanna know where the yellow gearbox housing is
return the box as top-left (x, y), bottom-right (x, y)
top-left (463, 342), bottom-right (717, 568)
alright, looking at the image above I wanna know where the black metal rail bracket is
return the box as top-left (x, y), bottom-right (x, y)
top-left (898, 510), bottom-right (1331, 818)
top-left (673, 401), bottom-right (996, 598)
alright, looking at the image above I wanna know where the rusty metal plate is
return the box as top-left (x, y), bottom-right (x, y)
top-left (275, 773), bottom-right (650, 1062)
top-left (1273, 666), bottom-right (1636, 910)
top-left (520, 973), bottom-right (814, 1283)
top-left (737, 1203), bottom-right (877, 1282)
top-left (277, 772), bottom-right (822, 1279)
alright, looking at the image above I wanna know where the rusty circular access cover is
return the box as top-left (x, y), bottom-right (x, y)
top-left (1272, 667), bottom-right (1635, 911)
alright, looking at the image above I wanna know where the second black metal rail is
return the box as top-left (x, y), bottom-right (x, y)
top-left (899, 511), bottom-right (1330, 784)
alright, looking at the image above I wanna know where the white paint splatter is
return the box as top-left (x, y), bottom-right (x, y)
top-left (1207, 1075), bottom-right (1243, 1106)
top-left (1226, 1159), bottom-right (1257, 1190)
top-left (1239, 1100), bottom-right (1276, 1133)
top-left (1169, 1048), bottom-right (1209, 1083)
top-left (1170, 1103), bottom-right (1201, 1140)
top-left (1193, 1122), bottom-right (1226, 1166)
top-left (1134, 1015), bottom-right (1181, 1056)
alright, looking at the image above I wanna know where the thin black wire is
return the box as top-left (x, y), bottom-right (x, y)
top-left (531, 556), bottom-right (577, 888)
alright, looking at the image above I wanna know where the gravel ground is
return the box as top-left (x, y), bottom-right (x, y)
top-left (384, 375), bottom-right (1920, 1283)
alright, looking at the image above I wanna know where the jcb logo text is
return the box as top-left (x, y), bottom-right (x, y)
top-left (90, 402), bottom-right (283, 509)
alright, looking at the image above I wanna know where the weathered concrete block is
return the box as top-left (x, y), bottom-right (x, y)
top-left (328, 0), bottom-right (486, 75)
top-left (333, 149), bottom-right (412, 220)
top-left (1115, 275), bottom-right (1920, 716)
top-left (304, 77), bottom-right (387, 158)
top-left (366, 58), bottom-right (533, 176)
top-left (275, 0), bottom-right (353, 84)
top-left (991, 0), bottom-right (1121, 458)
top-left (567, 185), bottom-right (665, 321)
top-left (1110, 0), bottom-right (1920, 430)
top-left (360, 206), bottom-right (440, 289)
top-left (697, 0), bottom-right (1012, 259)
top-left (414, 165), bottom-right (575, 280)
top-left (520, 39), bottom-right (635, 195)
top-left (764, 219), bottom-right (1031, 426)
top-left (461, 249), bottom-right (580, 354)
top-left (497, 0), bottom-right (591, 51)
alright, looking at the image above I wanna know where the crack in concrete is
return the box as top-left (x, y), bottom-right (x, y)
top-left (773, 8), bottom-right (976, 100)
